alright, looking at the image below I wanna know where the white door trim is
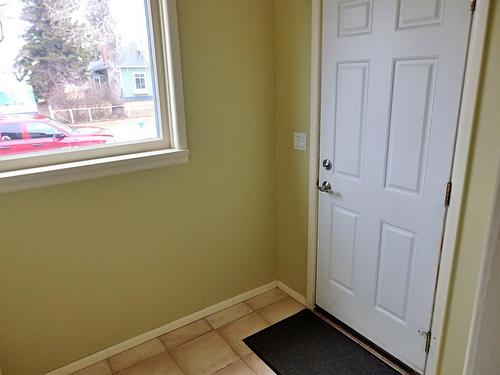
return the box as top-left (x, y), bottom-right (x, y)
top-left (306, 0), bottom-right (491, 373)
top-left (306, 0), bottom-right (322, 310)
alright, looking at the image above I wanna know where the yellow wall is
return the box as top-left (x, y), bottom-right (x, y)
top-left (438, 2), bottom-right (500, 373)
top-left (0, 1), bottom-right (277, 374)
top-left (275, 0), bottom-right (311, 296)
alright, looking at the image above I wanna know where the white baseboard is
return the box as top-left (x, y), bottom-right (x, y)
top-left (277, 281), bottom-right (307, 305)
top-left (46, 281), bottom-right (278, 375)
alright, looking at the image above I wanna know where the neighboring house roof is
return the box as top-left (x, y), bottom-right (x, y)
top-left (118, 43), bottom-right (149, 67)
top-left (88, 60), bottom-right (107, 73)
top-left (88, 42), bottom-right (150, 73)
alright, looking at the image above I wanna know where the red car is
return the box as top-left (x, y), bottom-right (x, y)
top-left (0, 116), bottom-right (114, 156)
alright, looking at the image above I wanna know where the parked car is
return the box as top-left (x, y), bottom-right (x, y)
top-left (0, 115), bottom-right (114, 156)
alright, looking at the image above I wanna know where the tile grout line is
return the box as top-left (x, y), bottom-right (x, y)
top-left (213, 295), bottom-right (305, 372)
top-left (153, 328), bottom-right (191, 374)
top-left (205, 301), bottom-right (255, 330)
top-left (167, 348), bottom-right (187, 375)
top-left (156, 335), bottom-right (189, 375)
top-left (253, 296), bottom-right (306, 325)
top-left (161, 301), bottom-right (257, 358)
top-left (104, 358), bottom-right (113, 375)
top-left (210, 331), bottom-right (244, 375)
top-left (165, 301), bottom-right (258, 374)
top-left (108, 342), bottom-right (168, 375)
top-left (209, 296), bottom-right (296, 374)
top-left (253, 309), bottom-right (271, 325)
top-left (211, 322), bottom-right (259, 375)
top-left (246, 290), bottom-right (289, 311)
top-left (208, 301), bottom-right (254, 374)
top-left (163, 318), bottom-right (214, 352)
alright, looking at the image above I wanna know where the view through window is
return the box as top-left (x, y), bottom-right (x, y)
top-left (0, 0), bottom-right (160, 159)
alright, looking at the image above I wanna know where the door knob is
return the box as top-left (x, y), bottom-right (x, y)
top-left (317, 180), bottom-right (333, 194)
top-left (322, 159), bottom-right (333, 170)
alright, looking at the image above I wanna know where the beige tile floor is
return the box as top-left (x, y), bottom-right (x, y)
top-left (72, 288), bottom-right (304, 375)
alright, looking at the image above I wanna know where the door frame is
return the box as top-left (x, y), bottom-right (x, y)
top-left (463, 160), bottom-right (500, 373)
top-left (306, 1), bottom-right (491, 374)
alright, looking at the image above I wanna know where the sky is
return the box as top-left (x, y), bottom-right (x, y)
top-left (110, 0), bottom-right (149, 44)
top-left (0, 0), bottom-right (25, 72)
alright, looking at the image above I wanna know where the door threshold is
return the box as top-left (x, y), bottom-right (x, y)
top-left (314, 306), bottom-right (419, 375)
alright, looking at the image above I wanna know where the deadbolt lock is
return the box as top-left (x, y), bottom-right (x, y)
top-left (322, 159), bottom-right (333, 170)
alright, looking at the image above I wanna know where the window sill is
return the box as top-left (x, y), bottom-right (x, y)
top-left (0, 148), bottom-right (189, 194)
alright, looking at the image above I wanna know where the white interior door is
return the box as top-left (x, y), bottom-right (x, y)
top-left (316, 0), bottom-right (472, 372)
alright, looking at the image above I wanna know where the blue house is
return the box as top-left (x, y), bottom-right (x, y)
top-left (89, 43), bottom-right (154, 102)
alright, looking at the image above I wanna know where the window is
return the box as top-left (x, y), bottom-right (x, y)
top-left (25, 123), bottom-right (60, 139)
top-left (0, 0), bottom-right (187, 192)
top-left (135, 73), bottom-right (147, 90)
top-left (0, 123), bottom-right (23, 141)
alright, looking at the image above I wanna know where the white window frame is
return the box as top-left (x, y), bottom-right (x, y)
top-left (0, 0), bottom-right (187, 193)
top-left (133, 72), bottom-right (148, 95)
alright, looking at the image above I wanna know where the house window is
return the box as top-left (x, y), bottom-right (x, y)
top-left (135, 73), bottom-right (147, 90)
top-left (0, 0), bottom-right (187, 192)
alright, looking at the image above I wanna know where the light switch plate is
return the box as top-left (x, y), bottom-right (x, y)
top-left (293, 132), bottom-right (307, 151)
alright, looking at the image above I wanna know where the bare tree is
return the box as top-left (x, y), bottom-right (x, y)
top-left (85, 0), bottom-right (124, 116)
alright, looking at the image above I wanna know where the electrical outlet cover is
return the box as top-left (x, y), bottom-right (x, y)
top-left (293, 132), bottom-right (307, 151)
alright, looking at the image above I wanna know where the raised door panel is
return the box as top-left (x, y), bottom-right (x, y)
top-left (334, 62), bottom-right (369, 181)
top-left (338, 0), bottom-right (373, 36)
top-left (329, 205), bottom-right (359, 295)
top-left (375, 223), bottom-right (417, 326)
top-left (384, 58), bottom-right (437, 197)
top-left (397, 0), bottom-right (445, 29)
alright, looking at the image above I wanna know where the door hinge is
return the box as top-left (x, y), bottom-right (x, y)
top-left (425, 332), bottom-right (432, 353)
top-left (470, 0), bottom-right (477, 12)
top-left (419, 330), bottom-right (432, 353)
top-left (445, 182), bottom-right (452, 207)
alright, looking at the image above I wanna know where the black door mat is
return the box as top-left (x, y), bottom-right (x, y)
top-left (244, 309), bottom-right (401, 375)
